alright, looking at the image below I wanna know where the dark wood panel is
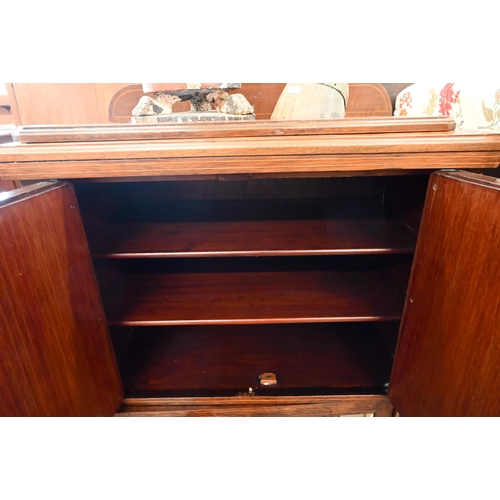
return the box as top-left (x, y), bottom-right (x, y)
top-left (389, 171), bottom-right (500, 416)
top-left (117, 323), bottom-right (393, 398)
top-left (0, 182), bottom-right (123, 416)
top-left (78, 177), bottom-right (389, 253)
top-left (76, 176), bottom-right (382, 203)
top-left (87, 196), bottom-right (417, 258)
top-left (375, 322), bottom-right (400, 357)
top-left (99, 256), bottom-right (409, 325)
top-left (89, 216), bottom-right (416, 258)
top-left (382, 175), bottom-right (429, 232)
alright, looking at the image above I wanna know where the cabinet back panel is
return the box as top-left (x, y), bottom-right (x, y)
top-left (74, 177), bottom-right (385, 219)
top-left (87, 197), bottom-right (417, 258)
top-left (118, 323), bottom-right (393, 398)
top-left (382, 175), bottom-right (429, 232)
top-left (76, 177), bottom-right (422, 261)
top-left (95, 255), bottom-right (411, 326)
top-left (74, 178), bottom-right (388, 245)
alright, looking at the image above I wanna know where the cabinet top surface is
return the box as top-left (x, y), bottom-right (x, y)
top-left (1, 118), bottom-right (499, 180)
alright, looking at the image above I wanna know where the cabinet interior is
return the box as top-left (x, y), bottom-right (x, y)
top-left (74, 174), bottom-right (429, 399)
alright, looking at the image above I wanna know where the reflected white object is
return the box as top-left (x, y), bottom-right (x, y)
top-left (394, 83), bottom-right (500, 132)
top-left (271, 83), bottom-right (349, 120)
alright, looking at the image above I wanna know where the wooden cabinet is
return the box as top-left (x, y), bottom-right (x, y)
top-left (1, 118), bottom-right (500, 416)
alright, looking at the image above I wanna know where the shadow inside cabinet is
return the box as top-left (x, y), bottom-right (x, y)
top-left (73, 174), bottom-right (429, 408)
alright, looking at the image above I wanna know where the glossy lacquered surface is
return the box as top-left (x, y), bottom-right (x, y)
top-left (0, 182), bottom-right (122, 416)
top-left (389, 172), bottom-right (500, 416)
top-left (1, 119), bottom-right (500, 180)
top-left (2, 118), bottom-right (500, 417)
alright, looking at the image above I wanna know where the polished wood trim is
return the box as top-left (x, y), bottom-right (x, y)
top-left (1, 120), bottom-right (499, 181)
top-left (0, 180), bottom-right (59, 206)
top-left (14, 117), bottom-right (456, 143)
top-left (3, 129), bottom-right (500, 165)
top-left (116, 395), bottom-right (392, 416)
top-left (2, 152), bottom-right (499, 181)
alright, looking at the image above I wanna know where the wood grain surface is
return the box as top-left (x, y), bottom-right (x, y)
top-left (0, 182), bottom-right (123, 416)
top-left (3, 129), bottom-right (499, 163)
top-left (389, 171), bottom-right (500, 416)
top-left (0, 179), bottom-right (16, 191)
top-left (117, 324), bottom-right (393, 398)
top-left (8, 83), bottom-right (133, 126)
top-left (88, 198), bottom-right (417, 258)
top-left (2, 116), bottom-right (500, 417)
top-left (89, 219), bottom-right (416, 258)
top-left (3, 152), bottom-right (499, 181)
top-left (13, 117), bottom-right (456, 143)
top-left (346, 83), bottom-right (393, 117)
top-left (98, 256), bottom-right (409, 326)
top-left (116, 395), bottom-right (393, 417)
top-left (1, 123), bottom-right (499, 181)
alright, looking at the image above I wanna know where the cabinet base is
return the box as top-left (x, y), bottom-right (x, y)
top-left (115, 395), bottom-right (393, 417)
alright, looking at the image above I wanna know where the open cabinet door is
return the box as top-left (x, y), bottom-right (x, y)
top-left (0, 181), bottom-right (123, 416)
top-left (389, 171), bottom-right (500, 416)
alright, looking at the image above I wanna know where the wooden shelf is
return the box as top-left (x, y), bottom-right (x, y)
top-left (100, 256), bottom-right (408, 326)
top-left (118, 323), bottom-right (394, 398)
top-left (88, 198), bottom-right (417, 258)
top-left (90, 218), bottom-right (416, 258)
